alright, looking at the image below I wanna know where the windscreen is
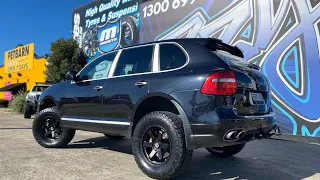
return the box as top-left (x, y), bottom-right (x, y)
top-left (31, 86), bottom-right (49, 92)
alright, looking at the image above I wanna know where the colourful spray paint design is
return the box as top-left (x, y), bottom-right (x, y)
top-left (139, 0), bottom-right (320, 137)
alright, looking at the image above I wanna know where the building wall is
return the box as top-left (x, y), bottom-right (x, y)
top-left (0, 57), bottom-right (47, 100)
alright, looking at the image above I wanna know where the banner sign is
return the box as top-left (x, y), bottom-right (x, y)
top-left (72, 0), bottom-right (140, 61)
top-left (4, 43), bottom-right (34, 73)
top-left (4, 82), bottom-right (11, 101)
top-left (73, 0), bottom-right (320, 137)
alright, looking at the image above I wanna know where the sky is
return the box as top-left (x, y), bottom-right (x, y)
top-left (0, 0), bottom-right (92, 66)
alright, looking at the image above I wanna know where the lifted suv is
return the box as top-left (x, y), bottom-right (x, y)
top-left (24, 84), bottom-right (50, 118)
top-left (32, 38), bottom-right (277, 179)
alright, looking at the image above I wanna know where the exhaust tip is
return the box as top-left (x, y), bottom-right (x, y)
top-left (236, 131), bottom-right (245, 139)
top-left (225, 131), bottom-right (238, 140)
top-left (224, 129), bottom-right (245, 140)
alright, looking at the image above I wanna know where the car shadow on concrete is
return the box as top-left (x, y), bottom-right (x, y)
top-left (68, 136), bottom-right (319, 180)
top-left (68, 136), bottom-right (133, 154)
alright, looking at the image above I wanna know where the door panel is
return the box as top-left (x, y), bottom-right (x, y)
top-left (62, 81), bottom-right (92, 118)
top-left (102, 75), bottom-right (150, 121)
top-left (61, 52), bottom-right (118, 132)
top-left (101, 45), bottom-right (154, 135)
top-left (102, 74), bottom-right (150, 135)
top-left (63, 80), bottom-right (105, 119)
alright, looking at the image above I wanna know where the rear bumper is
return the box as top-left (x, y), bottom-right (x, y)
top-left (190, 112), bottom-right (277, 148)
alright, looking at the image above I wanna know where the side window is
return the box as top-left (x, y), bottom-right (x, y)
top-left (159, 44), bottom-right (187, 71)
top-left (78, 52), bottom-right (116, 81)
top-left (113, 46), bottom-right (154, 76)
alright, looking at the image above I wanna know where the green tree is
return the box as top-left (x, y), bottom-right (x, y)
top-left (46, 38), bottom-right (86, 82)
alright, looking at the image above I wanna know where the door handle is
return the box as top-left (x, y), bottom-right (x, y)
top-left (135, 81), bottom-right (148, 87)
top-left (94, 85), bottom-right (103, 91)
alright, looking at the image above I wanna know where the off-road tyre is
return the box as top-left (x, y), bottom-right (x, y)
top-left (32, 107), bottom-right (75, 148)
top-left (120, 16), bottom-right (138, 47)
top-left (206, 143), bottom-right (246, 157)
top-left (103, 134), bottom-right (125, 139)
top-left (132, 111), bottom-right (193, 180)
top-left (24, 103), bottom-right (32, 119)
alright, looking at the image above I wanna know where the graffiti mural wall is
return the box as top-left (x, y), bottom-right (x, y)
top-left (73, 0), bottom-right (320, 137)
top-left (138, 0), bottom-right (320, 137)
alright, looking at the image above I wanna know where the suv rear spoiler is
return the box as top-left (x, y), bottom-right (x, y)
top-left (200, 38), bottom-right (244, 58)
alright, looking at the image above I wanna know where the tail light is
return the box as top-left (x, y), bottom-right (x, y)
top-left (201, 71), bottom-right (237, 95)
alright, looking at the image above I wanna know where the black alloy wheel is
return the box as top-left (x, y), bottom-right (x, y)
top-left (32, 107), bottom-right (75, 148)
top-left (142, 126), bottom-right (171, 165)
top-left (41, 117), bottom-right (63, 141)
top-left (132, 111), bottom-right (193, 180)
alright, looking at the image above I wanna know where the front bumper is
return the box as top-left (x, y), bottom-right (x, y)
top-left (25, 99), bottom-right (37, 109)
top-left (190, 111), bottom-right (277, 148)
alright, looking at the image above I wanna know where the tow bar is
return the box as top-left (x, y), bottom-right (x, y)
top-left (274, 126), bottom-right (281, 137)
top-left (254, 124), bottom-right (280, 140)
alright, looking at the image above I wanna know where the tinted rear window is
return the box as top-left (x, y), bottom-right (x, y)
top-left (113, 46), bottom-right (154, 76)
top-left (159, 44), bottom-right (187, 71)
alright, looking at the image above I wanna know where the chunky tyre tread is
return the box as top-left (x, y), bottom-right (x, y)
top-left (32, 107), bottom-right (75, 148)
top-left (206, 143), bottom-right (246, 157)
top-left (132, 111), bottom-right (193, 180)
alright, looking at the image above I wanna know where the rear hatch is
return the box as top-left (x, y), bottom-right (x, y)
top-left (201, 39), bottom-right (271, 115)
top-left (214, 50), bottom-right (271, 115)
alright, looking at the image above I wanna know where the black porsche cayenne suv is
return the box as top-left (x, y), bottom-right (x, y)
top-left (32, 38), bottom-right (277, 179)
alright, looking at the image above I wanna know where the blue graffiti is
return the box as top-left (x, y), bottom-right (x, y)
top-left (152, 0), bottom-right (320, 136)
top-left (301, 125), bottom-right (320, 137)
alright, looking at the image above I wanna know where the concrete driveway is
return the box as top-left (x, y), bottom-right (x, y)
top-left (0, 111), bottom-right (319, 180)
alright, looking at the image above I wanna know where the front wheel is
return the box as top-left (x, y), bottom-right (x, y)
top-left (24, 103), bottom-right (33, 118)
top-left (32, 107), bottom-right (75, 148)
top-left (132, 111), bottom-right (193, 180)
top-left (206, 143), bottom-right (246, 157)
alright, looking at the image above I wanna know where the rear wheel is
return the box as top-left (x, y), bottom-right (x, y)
top-left (32, 107), bottom-right (75, 148)
top-left (103, 134), bottom-right (124, 139)
top-left (132, 111), bottom-right (193, 180)
top-left (24, 104), bottom-right (32, 119)
top-left (206, 143), bottom-right (246, 157)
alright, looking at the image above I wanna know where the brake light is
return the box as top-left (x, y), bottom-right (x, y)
top-left (201, 71), bottom-right (237, 95)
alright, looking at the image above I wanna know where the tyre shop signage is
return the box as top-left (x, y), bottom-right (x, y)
top-left (4, 43), bottom-right (34, 73)
top-left (72, 0), bottom-right (139, 61)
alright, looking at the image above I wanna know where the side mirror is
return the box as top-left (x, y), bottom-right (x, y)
top-left (65, 70), bottom-right (76, 81)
